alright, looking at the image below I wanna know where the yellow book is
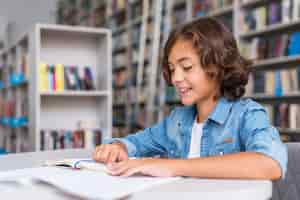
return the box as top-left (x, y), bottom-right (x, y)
top-left (39, 63), bottom-right (48, 92)
top-left (55, 64), bottom-right (65, 91)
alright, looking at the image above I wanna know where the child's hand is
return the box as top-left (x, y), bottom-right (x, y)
top-left (107, 158), bottom-right (178, 177)
top-left (93, 142), bottom-right (128, 164)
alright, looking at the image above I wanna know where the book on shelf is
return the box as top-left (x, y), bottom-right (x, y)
top-left (21, 53), bottom-right (29, 80)
top-left (40, 128), bottom-right (102, 151)
top-left (39, 63), bottom-right (96, 92)
top-left (282, 0), bottom-right (292, 23)
top-left (263, 103), bottom-right (300, 129)
top-left (293, 0), bottom-right (300, 20)
top-left (193, 0), bottom-right (233, 17)
top-left (55, 64), bottom-right (65, 91)
top-left (172, 8), bottom-right (186, 26)
top-left (241, 31), bottom-right (300, 96)
top-left (39, 63), bottom-right (48, 92)
top-left (240, 0), bottom-right (300, 33)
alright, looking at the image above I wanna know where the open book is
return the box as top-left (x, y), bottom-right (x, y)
top-left (43, 158), bottom-right (108, 173)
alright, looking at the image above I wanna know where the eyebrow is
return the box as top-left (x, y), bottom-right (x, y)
top-left (168, 57), bottom-right (192, 65)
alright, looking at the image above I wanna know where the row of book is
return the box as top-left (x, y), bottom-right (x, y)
top-left (0, 53), bottom-right (29, 87)
top-left (193, 0), bottom-right (233, 17)
top-left (264, 103), bottom-right (300, 129)
top-left (172, 4), bottom-right (187, 26)
top-left (241, 32), bottom-right (300, 96)
top-left (40, 128), bottom-right (102, 151)
top-left (246, 68), bottom-right (299, 96)
top-left (0, 97), bottom-right (28, 128)
top-left (57, 0), bottom-right (107, 27)
top-left (39, 63), bottom-right (95, 92)
top-left (113, 86), bottom-right (147, 106)
top-left (240, 0), bottom-right (300, 33)
top-left (113, 66), bottom-right (149, 87)
top-left (0, 97), bottom-right (28, 118)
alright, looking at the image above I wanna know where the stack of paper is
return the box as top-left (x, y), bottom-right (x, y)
top-left (0, 166), bottom-right (181, 199)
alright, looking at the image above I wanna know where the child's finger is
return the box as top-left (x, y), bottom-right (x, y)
top-left (107, 150), bottom-right (118, 163)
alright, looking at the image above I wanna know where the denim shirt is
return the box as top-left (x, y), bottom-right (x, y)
top-left (106, 97), bottom-right (288, 177)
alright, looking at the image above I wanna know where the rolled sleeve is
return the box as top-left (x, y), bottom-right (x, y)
top-left (103, 115), bottom-right (171, 157)
top-left (241, 104), bottom-right (288, 179)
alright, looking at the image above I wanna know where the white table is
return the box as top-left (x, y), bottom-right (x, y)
top-left (0, 149), bottom-right (272, 200)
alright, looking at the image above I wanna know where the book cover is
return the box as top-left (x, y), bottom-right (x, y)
top-left (47, 65), bottom-right (54, 91)
top-left (39, 63), bottom-right (48, 92)
top-left (84, 66), bottom-right (95, 90)
top-left (72, 66), bottom-right (81, 90)
top-left (282, 0), bottom-right (291, 23)
top-left (55, 64), bottom-right (65, 91)
top-left (293, 0), bottom-right (300, 20)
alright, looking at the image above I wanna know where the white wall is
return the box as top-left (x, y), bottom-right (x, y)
top-left (0, 0), bottom-right (58, 46)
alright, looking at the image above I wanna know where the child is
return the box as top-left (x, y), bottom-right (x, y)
top-left (93, 17), bottom-right (287, 180)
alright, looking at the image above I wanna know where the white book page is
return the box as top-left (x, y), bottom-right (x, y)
top-left (0, 167), bottom-right (181, 199)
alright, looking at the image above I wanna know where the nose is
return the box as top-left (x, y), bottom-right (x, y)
top-left (172, 68), bottom-right (184, 84)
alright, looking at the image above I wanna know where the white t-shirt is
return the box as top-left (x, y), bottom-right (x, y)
top-left (188, 117), bottom-right (203, 158)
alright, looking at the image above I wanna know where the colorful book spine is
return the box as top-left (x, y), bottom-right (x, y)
top-left (39, 63), bottom-right (48, 92)
top-left (47, 65), bottom-right (53, 91)
top-left (55, 64), bottom-right (65, 91)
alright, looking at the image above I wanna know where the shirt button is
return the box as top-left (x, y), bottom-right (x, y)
top-left (170, 150), bottom-right (174, 154)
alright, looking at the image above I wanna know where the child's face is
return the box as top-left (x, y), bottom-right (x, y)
top-left (168, 39), bottom-right (219, 106)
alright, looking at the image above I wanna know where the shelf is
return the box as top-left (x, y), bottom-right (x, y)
top-left (40, 91), bottom-right (109, 97)
top-left (240, 0), bottom-right (271, 9)
top-left (251, 55), bottom-right (300, 71)
top-left (239, 20), bottom-right (300, 40)
top-left (245, 93), bottom-right (300, 104)
top-left (277, 128), bottom-right (300, 142)
top-left (278, 128), bottom-right (300, 135)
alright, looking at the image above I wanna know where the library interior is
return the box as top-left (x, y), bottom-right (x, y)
top-left (0, 0), bottom-right (299, 199)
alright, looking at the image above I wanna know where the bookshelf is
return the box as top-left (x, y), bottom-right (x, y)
top-left (55, 0), bottom-right (300, 142)
top-left (0, 23), bottom-right (112, 152)
top-left (0, 34), bottom-right (30, 153)
top-left (240, 19), bottom-right (300, 39)
top-left (238, 0), bottom-right (300, 141)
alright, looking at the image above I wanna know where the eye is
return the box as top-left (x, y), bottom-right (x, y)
top-left (183, 65), bottom-right (192, 71)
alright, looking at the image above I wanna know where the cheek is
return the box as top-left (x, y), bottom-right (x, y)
top-left (191, 73), bottom-right (218, 92)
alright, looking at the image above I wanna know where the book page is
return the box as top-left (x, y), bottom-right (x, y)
top-left (0, 167), bottom-right (181, 199)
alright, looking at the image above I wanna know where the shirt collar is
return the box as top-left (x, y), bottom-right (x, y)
top-left (207, 97), bottom-right (234, 125)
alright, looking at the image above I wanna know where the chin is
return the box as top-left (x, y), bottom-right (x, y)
top-left (180, 98), bottom-right (195, 106)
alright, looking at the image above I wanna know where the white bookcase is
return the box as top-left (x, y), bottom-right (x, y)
top-left (0, 23), bottom-right (112, 152)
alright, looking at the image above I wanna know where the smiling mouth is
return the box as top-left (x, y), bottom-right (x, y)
top-left (177, 88), bottom-right (192, 97)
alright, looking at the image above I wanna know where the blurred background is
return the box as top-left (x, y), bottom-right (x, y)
top-left (0, 0), bottom-right (300, 154)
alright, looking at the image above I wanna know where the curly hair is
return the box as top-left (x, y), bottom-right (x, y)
top-left (162, 17), bottom-right (252, 100)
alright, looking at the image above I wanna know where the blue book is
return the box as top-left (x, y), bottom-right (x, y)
top-left (48, 65), bottom-right (53, 91)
